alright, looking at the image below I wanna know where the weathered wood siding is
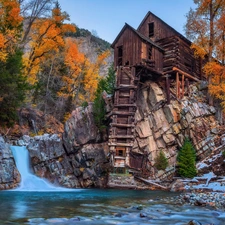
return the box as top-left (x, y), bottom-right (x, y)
top-left (156, 36), bottom-right (202, 78)
top-left (113, 27), bottom-right (164, 72)
top-left (137, 13), bottom-right (177, 42)
top-left (113, 28), bottom-right (142, 68)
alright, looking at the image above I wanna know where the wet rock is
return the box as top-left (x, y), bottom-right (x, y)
top-left (0, 136), bottom-right (20, 190)
top-left (170, 179), bottom-right (185, 192)
top-left (188, 220), bottom-right (202, 225)
top-left (27, 133), bottom-right (109, 188)
top-left (140, 213), bottom-right (147, 217)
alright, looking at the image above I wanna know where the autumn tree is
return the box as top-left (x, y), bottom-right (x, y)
top-left (59, 38), bottom-right (110, 108)
top-left (23, 1), bottom-right (75, 85)
top-left (0, 0), bottom-right (23, 61)
top-left (185, 0), bottom-right (225, 109)
top-left (0, 0), bottom-right (28, 125)
top-left (19, 0), bottom-right (54, 45)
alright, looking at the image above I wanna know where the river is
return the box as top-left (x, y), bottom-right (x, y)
top-left (0, 146), bottom-right (224, 224)
top-left (0, 189), bottom-right (225, 224)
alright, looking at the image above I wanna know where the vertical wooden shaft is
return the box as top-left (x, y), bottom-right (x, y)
top-left (185, 78), bottom-right (189, 96)
top-left (199, 57), bottom-right (202, 80)
top-left (166, 74), bottom-right (170, 104)
top-left (176, 72), bottom-right (179, 99)
top-left (182, 74), bottom-right (184, 99)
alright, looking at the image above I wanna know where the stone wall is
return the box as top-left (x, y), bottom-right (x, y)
top-left (0, 136), bottom-right (20, 190)
top-left (133, 81), bottom-right (221, 179)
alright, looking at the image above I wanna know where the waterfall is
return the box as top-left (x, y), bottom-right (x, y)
top-left (10, 146), bottom-right (67, 191)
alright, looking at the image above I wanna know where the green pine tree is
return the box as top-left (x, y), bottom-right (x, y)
top-left (0, 50), bottom-right (28, 126)
top-left (93, 78), bottom-right (107, 130)
top-left (155, 150), bottom-right (169, 170)
top-left (93, 64), bottom-right (116, 130)
top-left (177, 138), bottom-right (197, 178)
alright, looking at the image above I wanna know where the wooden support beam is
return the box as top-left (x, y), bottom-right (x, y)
top-left (176, 72), bottom-right (179, 99)
top-left (165, 74), bottom-right (171, 104)
top-left (182, 74), bottom-right (184, 98)
top-left (172, 67), bottom-right (200, 82)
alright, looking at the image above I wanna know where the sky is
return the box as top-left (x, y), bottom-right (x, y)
top-left (58, 0), bottom-right (196, 44)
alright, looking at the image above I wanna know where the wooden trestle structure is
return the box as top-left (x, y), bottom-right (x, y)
top-left (108, 66), bottom-right (139, 173)
top-left (109, 11), bottom-right (206, 173)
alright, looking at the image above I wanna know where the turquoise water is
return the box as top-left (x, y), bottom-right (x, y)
top-left (0, 189), bottom-right (225, 225)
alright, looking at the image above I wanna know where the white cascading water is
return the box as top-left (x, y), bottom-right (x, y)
top-left (10, 146), bottom-right (68, 191)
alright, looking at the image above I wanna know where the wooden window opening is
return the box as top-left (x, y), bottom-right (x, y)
top-left (148, 22), bottom-right (154, 38)
top-left (118, 46), bottom-right (123, 66)
top-left (148, 45), bottom-right (152, 59)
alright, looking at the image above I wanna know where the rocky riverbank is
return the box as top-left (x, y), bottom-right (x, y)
top-left (177, 191), bottom-right (225, 210)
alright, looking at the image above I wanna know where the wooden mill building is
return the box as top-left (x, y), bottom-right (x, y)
top-left (109, 11), bottom-right (203, 174)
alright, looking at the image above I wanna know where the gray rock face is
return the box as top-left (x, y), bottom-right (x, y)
top-left (0, 136), bottom-right (20, 190)
top-left (27, 118), bottom-right (109, 188)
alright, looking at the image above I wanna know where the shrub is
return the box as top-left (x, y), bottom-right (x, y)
top-left (222, 150), bottom-right (225, 158)
top-left (177, 138), bottom-right (197, 178)
top-left (154, 150), bottom-right (168, 170)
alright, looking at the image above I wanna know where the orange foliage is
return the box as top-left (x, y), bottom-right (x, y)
top-left (23, 4), bottom-right (75, 84)
top-left (0, 0), bottom-right (23, 61)
top-left (59, 39), bottom-right (110, 104)
top-left (204, 62), bottom-right (225, 109)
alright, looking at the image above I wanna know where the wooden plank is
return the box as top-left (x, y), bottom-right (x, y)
top-left (114, 104), bottom-right (137, 107)
top-left (116, 85), bottom-right (137, 90)
top-left (110, 123), bottom-right (135, 128)
top-left (108, 142), bottom-right (134, 147)
top-left (111, 111), bottom-right (136, 116)
top-left (109, 135), bottom-right (134, 139)
top-left (134, 176), bottom-right (168, 190)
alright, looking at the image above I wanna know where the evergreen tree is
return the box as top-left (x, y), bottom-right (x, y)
top-left (0, 50), bottom-right (28, 126)
top-left (93, 78), bottom-right (107, 130)
top-left (177, 138), bottom-right (197, 178)
top-left (93, 64), bottom-right (116, 130)
top-left (105, 64), bottom-right (116, 95)
top-left (154, 150), bottom-right (168, 170)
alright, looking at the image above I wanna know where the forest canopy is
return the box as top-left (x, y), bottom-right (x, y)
top-left (0, 0), bottom-right (111, 126)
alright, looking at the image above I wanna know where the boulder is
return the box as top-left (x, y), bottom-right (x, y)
top-left (0, 136), bottom-right (20, 190)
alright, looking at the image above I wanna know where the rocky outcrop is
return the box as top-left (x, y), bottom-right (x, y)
top-left (63, 104), bottom-right (101, 153)
top-left (27, 104), bottom-right (110, 188)
top-left (0, 136), bottom-right (20, 190)
top-left (133, 81), bottom-right (222, 179)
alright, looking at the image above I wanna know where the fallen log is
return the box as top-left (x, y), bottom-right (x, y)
top-left (134, 176), bottom-right (168, 190)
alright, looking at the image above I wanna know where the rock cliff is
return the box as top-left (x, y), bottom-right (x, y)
top-left (0, 136), bottom-right (20, 190)
top-left (132, 81), bottom-right (223, 180)
top-left (27, 104), bottom-right (110, 188)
